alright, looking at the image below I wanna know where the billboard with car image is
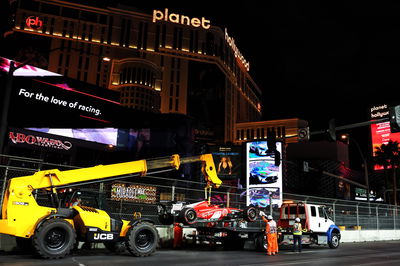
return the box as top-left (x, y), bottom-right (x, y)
top-left (246, 141), bottom-right (283, 207)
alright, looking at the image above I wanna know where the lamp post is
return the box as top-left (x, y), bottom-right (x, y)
top-left (341, 134), bottom-right (370, 202)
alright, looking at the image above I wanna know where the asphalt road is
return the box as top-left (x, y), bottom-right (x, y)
top-left (1, 241), bottom-right (400, 266)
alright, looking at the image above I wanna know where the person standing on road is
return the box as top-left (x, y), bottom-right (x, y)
top-left (292, 217), bottom-right (302, 253)
top-left (260, 211), bottom-right (278, 256)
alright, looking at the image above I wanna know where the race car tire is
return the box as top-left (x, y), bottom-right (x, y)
top-left (179, 207), bottom-right (197, 225)
top-left (32, 218), bottom-right (76, 259)
top-left (243, 206), bottom-right (258, 222)
top-left (125, 222), bottom-right (158, 257)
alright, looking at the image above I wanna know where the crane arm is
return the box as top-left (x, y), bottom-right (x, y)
top-left (8, 155), bottom-right (180, 194)
top-left (3, 153), bottom-right (220, 210)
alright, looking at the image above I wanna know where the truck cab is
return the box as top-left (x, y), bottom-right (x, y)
top-left (277, 202), bottom-right (340, 248)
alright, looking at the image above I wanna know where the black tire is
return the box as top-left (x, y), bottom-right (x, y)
top-left (125, 222), bottom-right (158, 257)
top-left (255, 233), bottom-right (267, 252)
top-left (32, 218), bottom-right (76, 259)
top-left (104, 241), bottom-right (126, 254)
top-left (179, 207), bottom-right (197, 225)
top-left (328, 233), bottom-right (340, 249)
top-left (243, 207), bottom-right (257, 222)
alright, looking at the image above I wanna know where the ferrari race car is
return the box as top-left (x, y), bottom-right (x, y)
top-left (157, 200), bottom-right (258, 225)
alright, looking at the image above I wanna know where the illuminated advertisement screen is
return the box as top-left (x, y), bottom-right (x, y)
top-left (370, 104), bottom-right (400, 170)
top-left (0, 57), bottom-right (62, 77)
top-left (28, 128), bottom-right (118, 146)
top-left (209, 146), bottom-right (242, 189)
top-left (245, 141), bottom-right (283, 207)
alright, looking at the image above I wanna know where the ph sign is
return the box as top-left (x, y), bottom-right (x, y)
top-left (153, 8), bottom-right (211, 30)
top-left (25, 16), bottom-right (43, 30)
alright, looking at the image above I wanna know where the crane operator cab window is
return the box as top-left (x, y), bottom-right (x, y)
top-left (58, 189), bottom-right (103, 209)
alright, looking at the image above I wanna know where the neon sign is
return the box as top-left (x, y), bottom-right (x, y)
top-left (153, 8), bottom-right (211, 30)
top-left (225, 28), bottom-right (250, 71)
top-left (25, 16), bottom-right (43, 30)
top-left (9, 131), bottom-right (72, 151)
top-left (370, 104), bottom-right (400, 170)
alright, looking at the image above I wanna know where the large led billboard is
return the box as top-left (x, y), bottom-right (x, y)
top-left (370, 104), bottom-right (400, 170)
top-left (245, 141), bottom-right (283, 207)
top-left (209, 146), bottom-right (242, 189)
top-left (28, 128), bottom-right (118, 146)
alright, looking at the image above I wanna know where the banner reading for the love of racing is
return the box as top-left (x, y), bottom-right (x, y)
top-left (111, 183), bottom-right (157, 204)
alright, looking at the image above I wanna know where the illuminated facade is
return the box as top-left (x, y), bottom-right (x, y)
top-left (234, 118), bottom-right (308, 144)
top-left (9, 1), bottom-right (262, 143)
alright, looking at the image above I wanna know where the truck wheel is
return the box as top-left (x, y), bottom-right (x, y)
top-left (179, 207), bottom-right (197, 225)
top-left (328, 233), bottom-right (340, 249)
top-left (32, 218), bottom-right (76, 259)
top-left (243, 207), bottom-right (257, 222)
top-left (255, 233), bottom-right (267, 251)
top-left (125, 222), bottom-right (158, 257)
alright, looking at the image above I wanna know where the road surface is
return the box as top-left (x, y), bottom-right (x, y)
top-left (1, 241), bottom-right (400, 265)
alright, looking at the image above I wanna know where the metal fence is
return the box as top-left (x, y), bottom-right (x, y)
top-left (0, 154), bottom-right (399, 231)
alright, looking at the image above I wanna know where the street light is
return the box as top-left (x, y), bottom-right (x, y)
top-left (340, 134), bottom-right (370, 202)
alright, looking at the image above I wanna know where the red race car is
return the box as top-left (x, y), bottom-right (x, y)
top-left (157, 200), bottom-right (258, 225)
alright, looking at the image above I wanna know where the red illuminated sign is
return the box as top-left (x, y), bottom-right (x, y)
top-left (25, 16), bottom-right (43, 30)
top-left (370, 104), bottom-right (400, 170)
top-left (9, 131), bottom-right (72, 150)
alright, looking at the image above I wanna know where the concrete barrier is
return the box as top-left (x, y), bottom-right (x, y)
top-left (3, 229), bottom-right (400, 252)
top-left (341, 230), bottom-right (400, 243)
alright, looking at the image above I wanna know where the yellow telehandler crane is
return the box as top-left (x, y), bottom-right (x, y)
top-left (0, 153), bottom-right (221, 259)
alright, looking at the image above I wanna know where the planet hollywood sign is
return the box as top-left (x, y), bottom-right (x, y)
top-left (25, 16), bottom-right (43, 30)
top-left (225, 28), bottom-right (250, 71)
top-left (152, 8), bottom-right (211, 29)
top-left (9, 131), bottom-right (72, 151)
top-left (152, 9), bottom-right (249, 71)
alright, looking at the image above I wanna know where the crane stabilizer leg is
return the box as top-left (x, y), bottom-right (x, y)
top-left (199, 154), bottom-right (222, 189)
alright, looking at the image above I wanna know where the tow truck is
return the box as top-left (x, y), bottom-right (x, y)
top-left (277, 201), bottom-right (341, 248)
top-left (0, 153), bottom-right (221, 259)
top-left (159, 200), bottom-right (341, 251)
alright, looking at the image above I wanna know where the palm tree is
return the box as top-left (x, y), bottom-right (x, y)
top-left (374, 140), bottom-right (400, 205)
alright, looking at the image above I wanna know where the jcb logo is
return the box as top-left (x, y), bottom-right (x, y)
top-left (93, 233), bottom-right (114, 240)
